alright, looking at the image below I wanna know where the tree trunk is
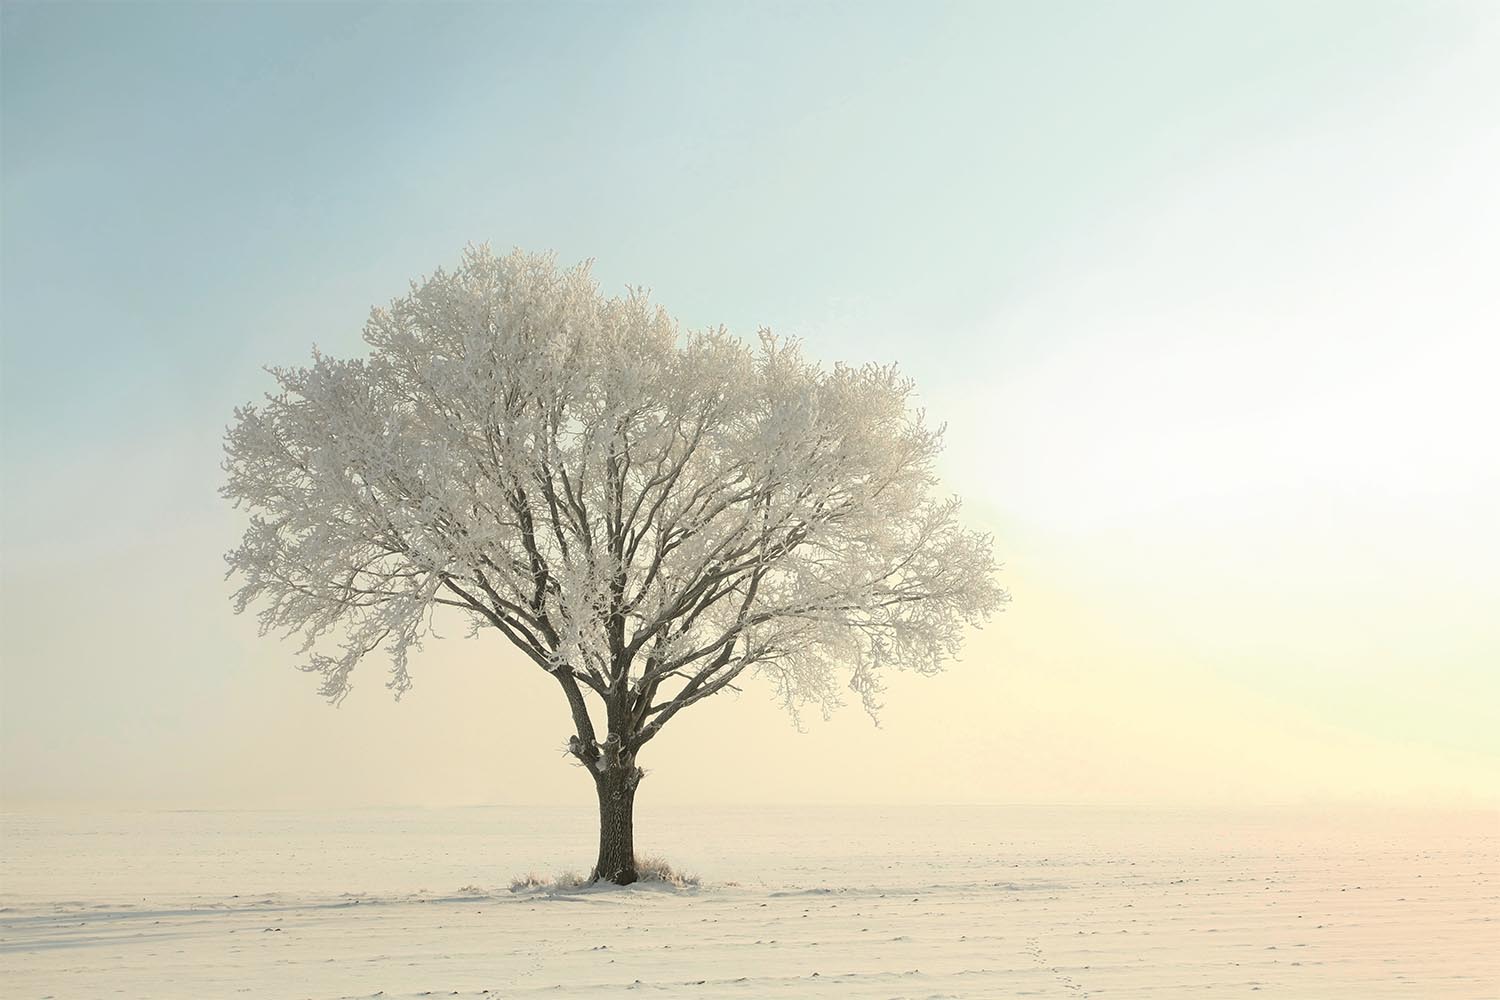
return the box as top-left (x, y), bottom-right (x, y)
top-left (592, 767), bottom-right (638, 885)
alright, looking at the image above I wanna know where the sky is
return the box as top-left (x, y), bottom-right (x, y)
top-left (2, 1), bottom-right (1496, 811)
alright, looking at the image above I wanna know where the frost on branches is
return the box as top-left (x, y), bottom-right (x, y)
top-left (223, 247), bottom-right (1006, 882)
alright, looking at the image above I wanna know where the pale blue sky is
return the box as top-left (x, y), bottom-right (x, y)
top-left (2, 2), bottom-right (1496, 807)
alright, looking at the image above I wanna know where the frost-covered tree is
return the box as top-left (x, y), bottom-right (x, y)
top-left (223, 247), bottom-right (1005, 884)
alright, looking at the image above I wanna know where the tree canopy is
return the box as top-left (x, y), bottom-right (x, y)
top-left (223, 247), bottom-right (1004, 769)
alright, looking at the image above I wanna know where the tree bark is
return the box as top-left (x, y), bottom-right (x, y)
top-left (592, 766), bottom-right (639, 885)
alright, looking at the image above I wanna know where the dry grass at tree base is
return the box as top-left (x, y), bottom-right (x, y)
top-left (634, 855), bottom-right (699, 887)
top-left (509, 856), bottom-right (699, 893)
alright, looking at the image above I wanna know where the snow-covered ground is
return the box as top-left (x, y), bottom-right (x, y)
top-left (2, 804), bottom-right (1495, 998)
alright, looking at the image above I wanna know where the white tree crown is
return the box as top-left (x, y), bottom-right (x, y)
top-left (223, 247), bottom-right (1005, 754)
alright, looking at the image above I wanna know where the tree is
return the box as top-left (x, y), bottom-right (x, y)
top-left (223, 247), bottom-right (1005, 884)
